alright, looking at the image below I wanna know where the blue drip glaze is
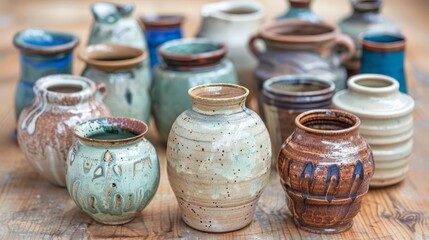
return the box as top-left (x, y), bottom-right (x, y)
top-left (300, 162), bottom-right (315, 199)
top-left (326, 165), bottom-right (340, 202)
top-left (349, 160), bottom-right (364, 201)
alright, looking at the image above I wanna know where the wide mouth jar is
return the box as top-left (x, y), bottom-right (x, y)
top-left (75, 117), bottom-right (148, 146)
top-left (360, 32), bottom-right (405, 52)
top-left (13, 29), bottom-right (79, 55)
top-left (295, 109), bottom-right (360, 135)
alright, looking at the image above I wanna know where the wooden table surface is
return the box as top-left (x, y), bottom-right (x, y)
top-left (1, 0), bottom-right (429, 239)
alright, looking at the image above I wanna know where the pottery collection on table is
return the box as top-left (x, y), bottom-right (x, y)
top-left (12, 0), bottom-right (416, 235)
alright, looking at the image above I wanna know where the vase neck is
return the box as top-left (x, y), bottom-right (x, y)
top-left (289, 0), bottom-right (311, 9)
top-left (352, 0), bottom-right (382, 13)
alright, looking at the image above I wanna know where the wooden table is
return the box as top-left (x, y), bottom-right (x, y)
top-left (1, 0), bottom-right (429, 239)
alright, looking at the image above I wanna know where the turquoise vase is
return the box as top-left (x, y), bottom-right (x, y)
top-left (277, 0), bottom-right (321, 23)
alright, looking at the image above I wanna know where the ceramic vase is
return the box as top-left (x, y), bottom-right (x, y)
top-left (167, 84), bottom-right (271, 232)
top-left (338, 0), bottom-right (401, 75)
top-left (17, 75), bottom-right (111, 186)
top-left (140, 15), bottom-right (184, 73)
top-left (66, 117), bottom-right (160, 225)
top-left (249, 20), bottom-right (354, 116)
top-left (79, 43), bottom-right (151, 123)
top-left (360, 32), bottom-right (407, 93)
top-left (262, 75), bottom-right (335, 168)
top-left (333, 74), bottom-right (414, 187)
top-left (277, 0), bottom-right (321, 23)
top-left (13, 29), bottom-right (79, 122)
top-left (278, 109), bottom-right (374, 233)
top-left (152, 39), bottom-right (238, 144)
top-left (197, 0), bottom-right (265, 102)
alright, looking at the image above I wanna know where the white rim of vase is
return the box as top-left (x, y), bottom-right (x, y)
top-left (201, 0), bottom-right (266, 22)
top-left (347, 73), bottom-right (399, 95)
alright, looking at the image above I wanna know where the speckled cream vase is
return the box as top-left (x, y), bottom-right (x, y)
top-left (167, 84), bottom-right (271, 232)
top-left (333, 74), bottom-right (414, 187)
top-left (66, 117), bottom-right (160, 225)
top-left (17, 75), bottom-right (111, 187)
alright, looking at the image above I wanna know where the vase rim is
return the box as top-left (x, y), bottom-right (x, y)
top-left (360, 32), bottom-right (405, 52)
top-left (189, 83), bottom-right (249, 106)
top-left (201, 0), bottom-right (266, 22)
top-left (352, 0), bottom-right (382, 12)
top-left (348, 74), bottom-right (399, 94)
top-left (295, 109), bottom-right (361, 135)
top-left (13, 29), bottom-right (79, 55)
top-left (140, 14), bottom-right (184, 29)
top-left (74, 117), bottom-right (148, 146)
top-left (289, 0), bottom-right (312, 9)
top-left (263, 75), bottom-right (335, 98)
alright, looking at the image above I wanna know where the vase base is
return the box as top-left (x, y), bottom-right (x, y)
top-left (93, 216), bottom-right (135, 225)
top-left (293, 218), bottom-right (353, 234)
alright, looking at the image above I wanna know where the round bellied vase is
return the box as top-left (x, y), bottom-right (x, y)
top-left (17, 75), bottom-right (111, 186)
top-left (278, 109), bottom-right (374, 233)
top-left (333, 74), bottom-right (414, 187)
top-left (277, 0), bottom-right (322, 23)
top-left (167, 84), bottom-right (271, 232)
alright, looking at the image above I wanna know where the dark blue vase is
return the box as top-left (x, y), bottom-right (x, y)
top-left (140, 15), bottom-right (184, 73)
top-left (360, 32), bottom-right (407, 93)
top-left (13, 29), bottom-right (79, 121)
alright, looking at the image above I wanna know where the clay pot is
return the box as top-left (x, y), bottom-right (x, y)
top-left (18, 75), bottom-right (111, 186)
top-left (66, 117), bottom-right (160, 225)
top-left (277, 0), bottom-right (322, 23)
top-left (278, 109), bottom-right (374, 233)
top-left (80, 43), bottom-right (152, 123)
top-left (262, 75), bottom-right (335, 168)
top-left (333, 74), bottom-right (414, 187)
top-left (167, 84), bottom-right (271, 232)
top-left (152, 39), bottom-right (238, 144)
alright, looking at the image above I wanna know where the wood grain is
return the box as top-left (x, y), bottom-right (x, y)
top-left (0, 0), bottom-right (429, 239)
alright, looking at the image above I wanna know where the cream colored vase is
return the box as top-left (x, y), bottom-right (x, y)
top-left (333, 74), bottom-right (414, 187)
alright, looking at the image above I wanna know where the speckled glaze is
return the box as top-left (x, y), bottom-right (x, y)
top-left (262, 75), bottom-right (335, 168)
top-left (66, 117), bottom-right (160, 225)
top-left (152, 39), bottom-right (238, 144)
top-left (167, 84), bottom-right (271, 232)
top-left (277, 0), bottom-right (322, 23)
top-left (80, 43), bottom-right (151, 123)
top-left (278, 109), bottom-right (374, 233)
top-left (197, 0), bottom-right (265, 101)
top-left (17, 75), bottom-right (111, 186)
top-left (13, 29), bottom-right (79, 122)
top-left (333, 74), bottom-right (414, 187)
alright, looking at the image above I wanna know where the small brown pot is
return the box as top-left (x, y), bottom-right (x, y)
top-left (278, 109), bottom-right (374, 233)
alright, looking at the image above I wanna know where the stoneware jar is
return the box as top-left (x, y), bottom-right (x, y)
top-left (197, 0), bottom-right (265, 101)
top-left (333, 74), bottom-right (414, 187)
top-left (167, 84), bottom-right (271, 232)
top-left (17, 75), bottom-right (111, 186)
top-left (80, 43), bottom-right (151, 123)
top-left (140, 15), bottom-right (184, 73)
top-left (152, 39), bottom-right (238, 143)
top-left (249, 20), bottom-right (354, 114)
top-left (277, 0), bottom-right (322, 23)
top-left (262, 75), bottom-right (335, 168)
top-left (278, 109), bottom-right (374, 233)
top-left (360, 32), bottom-right (407, 93)
top-left (13, 29), bottom-right (79, 123)
top-left (66, 117), bottom-right (160, 225)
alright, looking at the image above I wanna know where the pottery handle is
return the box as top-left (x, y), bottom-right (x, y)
top-left (248, 33), bottom-right (263, 58)
top-left (95, 83), bottom-right (108, 102)
top-left (335, 34), bottom-right (355, 63)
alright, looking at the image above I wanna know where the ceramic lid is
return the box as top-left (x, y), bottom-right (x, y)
top-left (333, 74), bottom-right (414, 118)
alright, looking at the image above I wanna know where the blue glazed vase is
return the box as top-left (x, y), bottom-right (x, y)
top-left (276, 0), bottom-right (321, 23)
top-left (140, 15), bottom-right (184, 73)
top-left (13, 29), bottom-right (79, 122)
top-left (360, 33), bottom-right (407, 93)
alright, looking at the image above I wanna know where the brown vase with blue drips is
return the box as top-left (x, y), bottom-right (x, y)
top-left (278, 109), bottom-right (374, 233)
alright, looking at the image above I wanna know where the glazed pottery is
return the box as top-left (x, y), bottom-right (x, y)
top-left (333, 74), bottom-right (414, 187)
top-left (17, 75), bottom-right (111, 186)
top-left (278, 109), bottom-right (374, 233)
top-left (167, 84), bottom-right (271, 232)
top-left (338, 0), bottom-right (401, 75)
top-left (360, 32), bottom-right (407, 93)
top-left (249, 20), bottom-right (354, 115)
top-left (66, 117), bottom-right (160, 225)
top-left (152, 39), bottom-right (238, 143)
top-left (79, 43), bottom-right (151, 123)
top-left (197, 0), bottom-right (265, 101)
top-left (140, 15), bottom-right (184, 73)
top-left (277, 0), bottom-right (321, 23)
top-left (262, 75), bottom-right (335, 168)
top-left (13, 29), bottom-right (79, 122)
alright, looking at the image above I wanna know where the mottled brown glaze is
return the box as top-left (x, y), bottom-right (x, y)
top-left (278, 109), bottom-right (374, 233)
top-left (17, 75), bottom-right (111, 187)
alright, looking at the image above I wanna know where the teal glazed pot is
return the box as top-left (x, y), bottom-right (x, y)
top-left (80, 43), bottom-right (151, 123)
top-left (66, 117), bottom-right (160, 225)
top-left (167, 84), bottom-right (271, 232)
top-left (277, 0), bottom-right (321, 23)
top-left (152, 38), bottom-right (238, 143)
top-left (13, 29), bottom-right (79, 122)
